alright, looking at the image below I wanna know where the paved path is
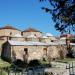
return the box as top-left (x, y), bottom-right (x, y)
top-left (45, 68), bottom-right (69, 75)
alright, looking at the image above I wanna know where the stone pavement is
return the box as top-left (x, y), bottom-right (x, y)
top-left (44, 61), bottom-right (69, 75)
top-left (45, 68), bottom-right (69, 75)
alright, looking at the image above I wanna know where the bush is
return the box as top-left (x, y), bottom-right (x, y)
top-left (45, 72), bottom-right (49, 75)
top-left (45, 72), bottom-right (54, 75)
top-left (12, 59), bottom-right (27, 70)
top-left (1, 56), bottom-right (11, 63)
top-left (67, 50), bottom-right (75, 58)
top-left (72, 50), bottom-right (75, 57)
top-left (28, 59), bottom-right (41, 67)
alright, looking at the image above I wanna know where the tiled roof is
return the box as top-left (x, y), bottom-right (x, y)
top-left (22, 27), bottom-right (41, 32)
top-left (0, 25), bottom-right (21, 31)
top-left (60, 34), bottom-right (73, 37)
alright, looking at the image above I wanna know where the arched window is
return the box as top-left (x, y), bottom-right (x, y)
top-left (24, 48), bottom-right (28, 55)
top-left (9, 37), bottom-right (11, 40)
top-left (23, 48), bottom-right (28, 62)
top-left (43, 48), bottom-right (47, 56)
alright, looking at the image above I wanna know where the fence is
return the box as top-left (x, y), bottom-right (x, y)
top-left (66, 62), bottom-right (75, 75)
top-left (0, 67), bottom-right (45, 75)
top-left (1, 62), bottom-right (75, 75)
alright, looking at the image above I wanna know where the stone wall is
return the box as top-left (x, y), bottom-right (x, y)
top-left (22, 32), bottom-right (42, 37)
top-left (11, 45), bottom-right (46, 61)
top-left (47, 46), bottom-right (60, 59)
top-left (0, 40), bottom-right (6, 56)
top-left (0, 29), bottom-right (21, 36)
top-left (11, 37), bottom-right (25, 41)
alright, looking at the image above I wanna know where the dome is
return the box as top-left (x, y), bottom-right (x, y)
top-left (42, 36), bottom-right (48, 38)
top-left (45, 33), bottom-right (53, 37)
top-left (14, 34), bottom-right (22, 37)
top-left (22, 27), bottom-right (41, 32)
top-left (0, 25), bottom-right (20, 31)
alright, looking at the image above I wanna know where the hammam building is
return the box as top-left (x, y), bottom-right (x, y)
top-left (0, 25), bottom-right (75, 62)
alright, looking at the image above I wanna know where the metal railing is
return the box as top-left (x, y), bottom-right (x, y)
top-left (66, 62), bottom-right (75, 75)
top-left (0, 66), bottom-right (45, 75)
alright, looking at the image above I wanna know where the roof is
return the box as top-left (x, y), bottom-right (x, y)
top-left (8, 40), bottom-right (48, 46)
top-left (8, 40), bottom-right (61, 46)
top-left (46, 42), bottom-right (58, 45)
top-left (54, 40), bottom-right (75, 45)
top-left (0, 25), bottom-right (21, 31)
top-left (7, 40), bottom-right (75, 46)
top-left (58, 41), bottom-right (66, 45)
top-left (54, 40), bottom-right (66, 45)
top-left (22, 27), bottom-right (41, 32)
top-left (60, 34), bottom-right (73, 37)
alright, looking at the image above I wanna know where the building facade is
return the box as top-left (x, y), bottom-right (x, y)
top-left (0, 25), bottom-right (74, 62)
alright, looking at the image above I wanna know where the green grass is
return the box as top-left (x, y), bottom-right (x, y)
top-left (0, 70), bottom-right (7, 75)
top-left (56, 58), bottom-right (75, 63)
top-left (0, 59), bottom-right (11, 68)
top-left (40, 60), bottom-right (49, 65)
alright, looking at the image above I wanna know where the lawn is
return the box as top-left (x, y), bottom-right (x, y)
top-left (56, 58), bottom-right (75, 63)
top-left (0, 59), bottom-right (11, 68)
top-left (0, 70), bottom-right (7, 75)
top-left (0, 59), bottom-right (11, 75)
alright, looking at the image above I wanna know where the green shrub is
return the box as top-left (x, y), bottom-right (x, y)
top-left (28, 59), bottom-right (41, 67)
top-left (1, 56), bottom-right (11, 63)
top-left (12, 59), bottom-right (27, 70)
top-left (0, 59), bottom-right (11, 68)
top-left (45, 72), bottom-right (49, 75)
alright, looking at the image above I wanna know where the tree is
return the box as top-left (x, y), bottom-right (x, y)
top-left (39, 0), bottom-right (75, 34)
top-left (58, 45), bottom-right (67, 59)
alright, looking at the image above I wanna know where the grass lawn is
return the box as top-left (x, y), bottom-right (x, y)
top-left (0, 70), bottom-right (7, 75)
top-left (40, 60), bottom-right (49, 65)
top-left (40, 60), bottom-right (52, 67)
top-left (0, 59), bottom-right (11, 68)
top-left (56, 58), bottom-right (75, 63)
top-left (0, 59), bottom-right (11, 75)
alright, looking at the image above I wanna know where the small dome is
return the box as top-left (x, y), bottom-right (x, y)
top-left (14, 34), bottom-right (22, 37)
top-left (45, 33), bottom-right (53, 37)
top-left (42, 36), bottom-right (48, 38)
top-left (22, 27), bottom-right (41, 32)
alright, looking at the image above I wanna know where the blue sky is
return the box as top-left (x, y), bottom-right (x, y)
top-left (0, 0), bottom-right (60, 36)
